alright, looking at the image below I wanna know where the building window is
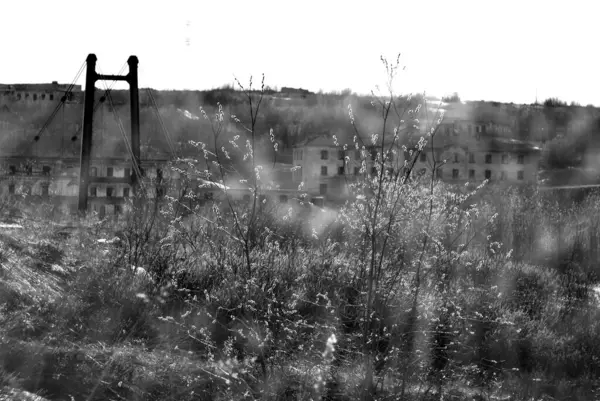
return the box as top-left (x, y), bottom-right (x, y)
top-left (338, 166), bottom-right (344, 175)
top-left (279, 194), bottom-right (288, 203)
top-left (42, 165), bottom-right (51, 175)
top-left (17, 94), bottom-right (21, 100)
top-left (485, 154), bottom-right (492, 164)
top-left (90, 167), bottom-right (97, 177)
top-left (107, 167), bottom-right (114, 177)
top-left (321, 166), bottom-right (328, 176)
top-left (338, 150), bottom-right (344, 160)
top-left (485, 170), bottom-right (492, 180)
top-left (106, 187), bottom-right (114, 197)
top-left (90, 187), bottom-right (97, 197)
top-left (320, 150), bottom-right (328, 160)
top-left (437, 168), bottom-right (443, 179)
top-left (49, 94), bottom-right (54, 101)
top-left (454, 153), bottom-right (459, 163)
top-left (33, 94), bottom-right (37, 101)
top-left (25, 165), bottom-right (32, 176)
top-left (25, 93), bottom-right (29, 99)
top-left (452, 169), bottom-right (459, 179)
top-left (123, 187), bottom-right (130, 197)
top-left (124, 168), bottom-right (131, 178)
top-left (500, 171), bottom-right (506, 180)
top-left (157, 168), bottom-right (163, 181)
top-left (41, 183), bottom-right (49, 196)
top-left (8, 165), bottom-right (15, 175)
top-left (517, 170), bottom-right (524, 180)
top-left (293, 166), bottom-right (302, 181)
top-left (420, 153), bottom-right (426, 162)
top-left (319, 183), bottom-right (327, 195)
top-left (469, 169), bottom-right (475, 179)
top-left (482, 125), bottom-right (487, 134)
top-left (501, 154), bottom-right (508, 164)
top-left (354, 166), bottom-right (360, 175)
top-left (469, 153), bottom-right (475, 163)
top-left (41, 94), bottom-right (46, 100)
top-left (115, 205), bottom-right (121, 215)
top-left (517, 154), bottom-right (525, 164)
top-left (445, 126), bottom-right (451, 135)
top-left (8, 184), bottom-right (15, 194)
top-left (299, 150), bottom-right (303, 160)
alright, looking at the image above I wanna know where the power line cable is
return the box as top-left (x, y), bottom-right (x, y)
top-left (97, 66), bottom-right (145, 188)
top-left (146, 88), bottom-right (177, 158)
top-left (33, 61), bottom-right (86, 142)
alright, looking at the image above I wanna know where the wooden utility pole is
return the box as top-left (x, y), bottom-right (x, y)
top-left (78, 54), bottom-right (97, 214)
top-left (78, 53), bottom-right (141, 214)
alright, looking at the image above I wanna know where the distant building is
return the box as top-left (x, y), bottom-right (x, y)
top-left (292, 134), bottom-right (405, 201)
top-left (0, 82), bottom-right (81, 107)
top-left (292, 106), bottom-right (542, 202)
top-left (280, 87), bottom-right (313, 97)
top-left (411, 104), bottom-right (541, 185)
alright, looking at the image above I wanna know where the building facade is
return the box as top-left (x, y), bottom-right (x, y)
top-left (412, 118), bottom-right (541, 184)
top-left (292, 135), bottom-right (406, 200)
top-left (292, 115), bottom-right (541, 201)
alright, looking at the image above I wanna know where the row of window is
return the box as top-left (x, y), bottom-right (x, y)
top-left (90, 167), bottom-right (131, 177)
top-left (419, 152), bottom-right (526, 164)
top-left (442, 169), bottom-right (525, 180)
top-left (319, 149), bottom-right (378, 161)
top-left (11, 93), bottom-right (57, 101)
top-left (92, 204), bottom-right (124, 215)
top-left (8, 165), bottom-right (51, 175)
top-left (6, 165), bottom-right (140, 178)
top-left (7, 183), bottom-right (134, 197)
top-left (443, 123), bottom-right (511, 136)
top-left (311, 149), bottom-right (527, 165)
top-left (89, 187), bottom-right (130, 197)
top-left (7, 183), bottom-right (49, 195)
top-left (319, 165), bottom-right (394, 176)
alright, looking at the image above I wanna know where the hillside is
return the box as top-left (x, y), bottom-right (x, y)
top-left (2, 88), bottom-right (600, 173)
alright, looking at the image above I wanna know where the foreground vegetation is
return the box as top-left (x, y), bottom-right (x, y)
top-left (3, 59), bottom-right (600, 401)
top-left (2, 183), bottom-right (600, 401)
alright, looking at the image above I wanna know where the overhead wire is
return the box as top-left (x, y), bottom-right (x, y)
top-left (33, 60), bottom-right (86, 142)
top-left (96, 65), bottom-right (145, 190)
top-left (69, 63), bottom-right (128, 142)
top-left (146, 88), bottom-right (177, 158)
top-left (94, 63), bottom-right (127, 113)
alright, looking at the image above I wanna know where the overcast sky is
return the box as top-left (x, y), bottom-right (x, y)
top-left (2, 0), bottom-right (598, 105)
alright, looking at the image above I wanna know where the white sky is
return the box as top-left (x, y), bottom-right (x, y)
top-left (2, 0), bottom-right (599, 105)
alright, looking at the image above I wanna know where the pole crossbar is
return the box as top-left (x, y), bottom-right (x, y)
top-left (96, 74), bottom-right (130, 82)
top-left (78, 53), bottom-right (141, 214)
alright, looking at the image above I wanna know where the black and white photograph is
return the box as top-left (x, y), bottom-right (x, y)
top-left (0, 1), bottom-right (598, 400)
